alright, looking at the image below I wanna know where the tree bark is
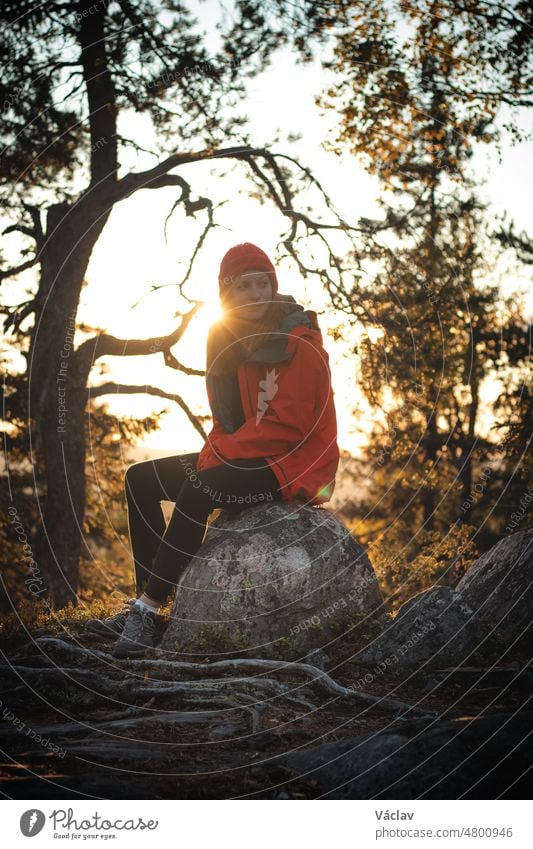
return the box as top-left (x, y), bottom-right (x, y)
top-left (30, 198), bottom-right (110, 607)
top-left (27, 4), bottom-right (119, 607)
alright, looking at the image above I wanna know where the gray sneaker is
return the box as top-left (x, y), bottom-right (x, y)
top-left (86, 598), bottom-right (135, 636)
top-left (112, 603), bottom-right (158, 659)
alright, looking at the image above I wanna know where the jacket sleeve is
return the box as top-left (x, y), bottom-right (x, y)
top-left (209, 337), bottom-right (331, 461)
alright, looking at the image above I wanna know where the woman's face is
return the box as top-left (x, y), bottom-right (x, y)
top-left (225, 269), bottom-right (273, 320)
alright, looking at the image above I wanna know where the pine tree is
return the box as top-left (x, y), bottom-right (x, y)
top-left (0, 1), bottom-right (353, 606)
top-left (308, 0), bottom-right (531, 571)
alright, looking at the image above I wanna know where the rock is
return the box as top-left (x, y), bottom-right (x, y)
top-left (159, 500), bottom-right (384, 658)
top-left (357, 529), bottom-right (533, 674)
top-left (271, 707), bottom-right (533, 798)
top-left (358, 586), bottom-right (478, 674)
top-left (456, 527), bottom-right (533, 647)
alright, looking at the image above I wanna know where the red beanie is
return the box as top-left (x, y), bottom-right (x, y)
top-left (218, 243), bottom-right (278, 300)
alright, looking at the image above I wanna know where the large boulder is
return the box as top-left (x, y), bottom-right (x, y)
top-left (357, 528), bottom-right (533, 675)
top-left (456, 527), bottom-right (533, 647)
top-left (159, 500), bottom-right (384, 659)
top-left (357, 586), bottom-right (479, 675)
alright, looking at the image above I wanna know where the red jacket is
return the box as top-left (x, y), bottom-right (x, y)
top-left (196, 322), bottom-right (340, 505)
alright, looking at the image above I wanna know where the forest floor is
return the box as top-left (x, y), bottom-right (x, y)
top-left (0, 611), bottom-right (531, 800)
top-left (1, 536), bottom-right (531, 799)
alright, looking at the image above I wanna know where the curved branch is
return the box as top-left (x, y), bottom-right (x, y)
top-left (0, 257), bottom-right (39, 283)
top-left (111, 144), bottom-right (372, 321)
top-left (87, 382), bottom-right (209, 439)
top-left (75, 303), bottom-right (202, 377)
top-left (2, 203), bottom-right (44, 256)
top-left (1, 298), bottom-right (38, 335)
top-left (162, 351), bottom-right (204, 376)
top-left (114, 145), bottom-right (239, 201)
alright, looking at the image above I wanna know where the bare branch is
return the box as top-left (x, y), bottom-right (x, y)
top-left (0, 257), bottom-right (39, 283)
top-left (22, 203), bottom-right (45, 246)
top-left (113, 145), bottom-right (269, 201)
top-left (87, 382), bottom-right (209, 439)
top-left (111, 143), bottom-right (375, 321)
top-left (2, 224), bottom-right (37, 241)
top-left (164, 189), bottom-right (223, 303)
top-left (162, 351), bottom-right (204, 376)
top-left (2, 202), bottom-right (44, 251)
top-left (1, 298), bottom-right (38, 335)
top-left (142, 173), bottom-right (190, 191)
top-left (132, 190), bottom-right (224, 310)
top-left (114, 147), bottom-right (217, 200)
top-left (115, 134), bottom-right (160, 159)
top-left (75, 303), bottom-right (202, 379)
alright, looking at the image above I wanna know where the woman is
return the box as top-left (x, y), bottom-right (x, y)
top-left (87, 242), bottom-right (340, 658)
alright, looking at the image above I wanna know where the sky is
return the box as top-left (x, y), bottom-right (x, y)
top-left (77, 41), bottom-right (384, 459)
top-left (3, 1), bottom-right (532, 463)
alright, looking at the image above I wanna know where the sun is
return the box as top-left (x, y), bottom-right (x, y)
top-left (197, 297), bottom-right (223, 329)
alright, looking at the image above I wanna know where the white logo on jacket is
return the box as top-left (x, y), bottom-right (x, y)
top-left (256, 367), bottom-right (279, 425)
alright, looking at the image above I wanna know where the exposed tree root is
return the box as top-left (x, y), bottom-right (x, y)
top-left (5, 638), bottom-right (436, 719)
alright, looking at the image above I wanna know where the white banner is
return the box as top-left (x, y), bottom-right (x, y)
top-left (2, 800), bottom-right (530, 848)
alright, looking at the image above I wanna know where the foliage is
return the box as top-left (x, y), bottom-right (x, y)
top-left (0, 1), bottom-right (361, 606)
top-left (0, 360), bottom-right (160, 611)
top-left (316, 0), bottom-right (532, 176)
top-left (0, 1), bottom-right (531, 611)
top-left (357, 520), bottom-right (480, 614)
top-left (311, 0), bottom-right (532, 551)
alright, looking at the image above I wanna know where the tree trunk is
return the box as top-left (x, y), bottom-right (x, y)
top-left (421, 181), bottom-right (439, 532)
top-left (34, 387), bottom-right (89, 608)
top-left (456, 325), bottom-right (480, 525)
top-left (422, 409), bottom-right (437, 530)
top-left (28, 6), bottom-right (119, 606)
top-left (30, 199), bottom-right (110, 607)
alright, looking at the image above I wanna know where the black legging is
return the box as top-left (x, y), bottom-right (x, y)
top-left (124, 452), bottom-right (283, 602)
